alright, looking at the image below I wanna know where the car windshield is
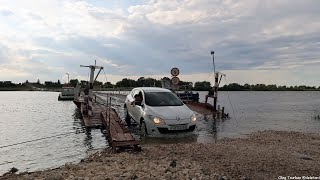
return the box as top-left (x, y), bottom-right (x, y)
top-left (144, 91), bottom-right (183, 106)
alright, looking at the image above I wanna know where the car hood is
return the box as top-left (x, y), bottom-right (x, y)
top-left (146, 105), bottom-right (194, 120)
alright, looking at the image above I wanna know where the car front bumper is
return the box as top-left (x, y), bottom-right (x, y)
top-left (144, 119), bottom-right (197, 135)
top-left (157, 125), bottom-right (196, 134)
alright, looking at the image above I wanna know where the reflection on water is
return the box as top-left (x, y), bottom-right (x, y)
top-left (203, 115), bottom-right (218, 142)
top-left (72, 108), bottom-right (94, 150)
top-left (84, 129), bottom-right (93, 150)
top-left (72, 108), bottom-right (108, 151)
top-left (72, 108), bottom-right (85, 134)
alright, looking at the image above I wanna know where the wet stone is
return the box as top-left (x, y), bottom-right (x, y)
top-left (130, 174), bottom-right (138, 180)
top-left (294, 153), bottom-right (313, 160)
top-left (219, 175), bottom-right (228, 180)
top-left (9, 167), bottom-right (18, 174)
top-left (299, 154), bottom-right (313, 160)
top-left (169, 160), bottom-right (177, 168)
top-left (240, 176), bottom-right (250, 180)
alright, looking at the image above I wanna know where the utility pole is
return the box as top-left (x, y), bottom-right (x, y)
top-left (210, 51), bottom-right (218, 111)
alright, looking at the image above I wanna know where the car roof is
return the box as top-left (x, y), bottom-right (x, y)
top-left (135, 87), bottom-right (172, 93)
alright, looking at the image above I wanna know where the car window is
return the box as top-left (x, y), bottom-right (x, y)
top-left (134, 90), bottom-right (143, 100)
top-left (131, 90), bottom-right (137, 98)
top-left (144, 91), bottom-right (183, 106)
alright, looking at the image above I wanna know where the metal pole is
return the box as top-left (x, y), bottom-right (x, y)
top-left (211, 51), bottom-right (218, 111)
top-left (107, 94), bottom-right (109, 106)
top-left (89, 67), bottom-right (95, 98)
top-left (211, 51), bottom-right (215, 74)
top-left (106, 95), bottom-right (109, 128)
top-left (214, 73), bottom-right (218, 111)
top-left (109, 97), bottom-right (111, 137)
top-left (222, 107), bottom-right (225, 118)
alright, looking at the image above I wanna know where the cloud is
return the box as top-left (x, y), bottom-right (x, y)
top-left (0, 0), bottom-right (319, 86)
top-left (0, 9), bottom-right (14, 16)
top-left (0, 43), bottom-right (9, 64)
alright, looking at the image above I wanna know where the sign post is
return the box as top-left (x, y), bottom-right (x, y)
top-left (170, 67), bottom-right (180, 91)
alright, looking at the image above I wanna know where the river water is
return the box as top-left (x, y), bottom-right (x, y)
top-left (0, 91), bottom-right (320, 174)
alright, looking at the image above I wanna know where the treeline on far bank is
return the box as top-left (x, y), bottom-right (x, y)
top-left (68, 77), bottom-right (320, 91)
top-left (0, 80), bottom-right (62, 91)
top-left (1, 77), bottom-right (320, 91)
top-left (219, 83), bottom-right (320, 91)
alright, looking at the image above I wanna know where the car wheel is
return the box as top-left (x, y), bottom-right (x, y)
top-left (140, 121), bottom-right (148, 136)
top-left (124, 105), bottom-right (131, 126)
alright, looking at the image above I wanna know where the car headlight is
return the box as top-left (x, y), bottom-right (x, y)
top-left (191, 114), bottom-right (197, 122)
top-left (147, 115), bottom-right (166, 124)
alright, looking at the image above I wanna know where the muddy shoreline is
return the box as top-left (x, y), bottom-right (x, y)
top-left (1, 130), bottom-right (320, 179)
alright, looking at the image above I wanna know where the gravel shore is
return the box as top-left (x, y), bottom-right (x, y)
top-left (2, 130), bottom-right (320, 180)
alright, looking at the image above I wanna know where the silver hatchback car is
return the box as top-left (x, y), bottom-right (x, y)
top-left (124, 87), bottom-right (197, 136)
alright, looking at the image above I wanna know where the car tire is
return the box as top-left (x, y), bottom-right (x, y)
top-left (189, 125), bottom-right (196, 131)
top-left (124, 105), bottom-right (131, 126)
top-left (140, 121), bottom-right (148, 136)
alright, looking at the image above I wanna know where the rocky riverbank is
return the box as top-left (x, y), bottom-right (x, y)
top-left (2, 130), bottom-right (320, 180)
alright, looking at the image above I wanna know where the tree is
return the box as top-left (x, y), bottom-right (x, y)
top-left (144, 77), bottom-right (157, 87)
top-left (179, 80), bottom-right (193, 91)
top-left (57, 80), bottom-right (61, 85)
top-left (45, 81), bottom-right (53, 86)
top-left (161, 77), bottom-right (171, 81)
top-left (194, 81), bottom-right (211, 91)
top-left (115, 78), bottom-right (136, 87)
top-left (103, 82), bottom-right (113, 88)
top-left (243, 83), bottom-right (250, 90)
top-left (93, 80), bottom-right (103, 87)
top-left (278, 85), bottom-right (287, 91)
top-left (137, 77), bottom-right (145, 87)
top-left (80, 80), bottom-right (88, 87)
top-left (69, 79), bottom-right (79, 87)
top-left (220, 83), bottom-right (243, 91)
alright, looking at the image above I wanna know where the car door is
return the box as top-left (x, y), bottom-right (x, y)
top-left (131, 90), bottom-right (144, 123)
top-left (127, 89), bottom-right (137, 118)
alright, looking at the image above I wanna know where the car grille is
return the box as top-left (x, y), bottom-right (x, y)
top-left (157, 125), bottom-right (196, 134)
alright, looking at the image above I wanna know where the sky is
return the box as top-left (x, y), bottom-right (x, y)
top-left (0, 0), bottom-right (319, 86)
